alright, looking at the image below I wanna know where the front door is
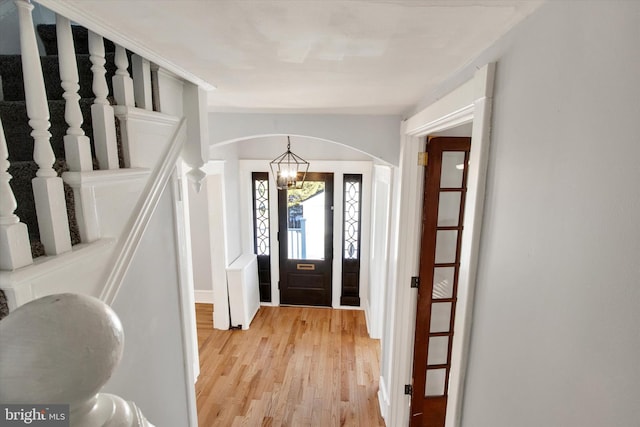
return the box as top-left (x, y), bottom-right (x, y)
top-left (410, 137), bottom-right (471, 427)
top-left (278, 172), bottom-right (334, 306)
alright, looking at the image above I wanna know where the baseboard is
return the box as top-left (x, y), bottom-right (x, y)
top-left (378, 376), bottom-right (390, 423)
top-left (194, 290), bottom-right (214, 304)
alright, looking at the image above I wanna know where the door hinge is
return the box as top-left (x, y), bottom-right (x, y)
top-left (418, 152), bottom-right (428, 166)
top-left (405, 384), bottom-right (413, 395)
top-left (411, 276), bottom-right (420, 289)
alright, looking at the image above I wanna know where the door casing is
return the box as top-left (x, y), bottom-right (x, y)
top-left (382, 63), bottom-right (495, 427)
top-left (238, 160), bottom-right (373, 308)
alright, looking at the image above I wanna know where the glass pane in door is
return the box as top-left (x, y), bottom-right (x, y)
top-left (426, 336), bottom-right (449, 365)
top-left (440, 151), bottom-right (466, 188)
top-left (287, 181), bottom-right (325, 260)
top-left (434, 230), bottom-right (458, 264)
top-left (425, 368), bottom-right (447, 397)
top-left (437, 192), bottom-right (461, 227)
top-left (432, 267), bottom-right (455, 299)
top-left (429, 302), bottom-right (452, 333)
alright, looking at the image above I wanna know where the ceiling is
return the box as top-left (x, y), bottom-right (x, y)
top-left (51, 0), bottom-right (543, 115)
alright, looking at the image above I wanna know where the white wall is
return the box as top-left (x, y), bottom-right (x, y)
top-left (209, 113), bottom-right (401, 165)
top-left (432, 2), bottom-right (640, 426)
top-left (187, 167), bottom-right (229, 317)
top-left (104, 188), bottom-right (192, 426)
top-left (236, 135), bottom-right (374, 162)
top-left (0, 1), bottom-right (53, 55)
top-left (188, 178), bottom-right (214, 293)
top-left (209, 143), bottom-right (243, 265)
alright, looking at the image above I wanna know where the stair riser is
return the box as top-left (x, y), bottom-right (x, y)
top-left (0, 98), bottom-right (96, 162)
top-left (37, 24), bottom-right (116, 56)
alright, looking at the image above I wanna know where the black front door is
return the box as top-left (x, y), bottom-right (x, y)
top-left (278, 172), bottom-right (334, 306)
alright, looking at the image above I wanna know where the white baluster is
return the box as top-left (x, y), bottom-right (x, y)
top-left (15, 0), bottom-right (71, 256)
top-left (131, 54), bottom-right (153, 110)
top-left (113, 44), bottom-right (135, 106)
top-left (56, 14), bottom-right (92, 172)
top-left (88, 31), bottom-right (119, 170)
top-left (0, 118), bottom-right (33, 270)
top-left (0, 293), bottom-right (155, 426)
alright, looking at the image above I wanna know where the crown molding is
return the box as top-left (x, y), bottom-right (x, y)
top-left (34, 0), bottom-right (216, 91)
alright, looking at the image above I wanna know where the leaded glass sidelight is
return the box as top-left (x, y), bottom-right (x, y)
top-left (343, 177), bottom-right (361, 259)
top-left (253, 176), bottom-right (270, 255)
top-left (341, 174), bottom-right (363, 306)
top-left (252, 172), bottom-right (272, 302)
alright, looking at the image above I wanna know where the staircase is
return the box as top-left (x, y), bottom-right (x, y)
top-left (0, 25), bottom-right (120, 259)
top-left (0, 0), bottom-right (161, 289)
top-left (0, 2), bottom-right (149, 319)
top-left (0, 0), bottom-right (206, 308)
top-left (0, 2), bottom-right (206, 424)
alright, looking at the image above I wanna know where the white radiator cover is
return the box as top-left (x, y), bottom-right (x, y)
top-left (226, 254), bottom-right (260, 330)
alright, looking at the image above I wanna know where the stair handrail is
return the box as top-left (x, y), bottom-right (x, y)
top-left (100, 117), bottom-right (187, 305)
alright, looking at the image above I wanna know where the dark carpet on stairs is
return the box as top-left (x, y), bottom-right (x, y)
top-left (1, 24), bottom-right (125, 258)
top-left (0, 290), bottom-right (8, 320)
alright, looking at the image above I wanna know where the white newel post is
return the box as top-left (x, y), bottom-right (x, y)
top-left (131, 54), bottom-right (153, 110)
top-left (182, 83), bottom-right (209, 192)
top-left (88, 31), bottom-right (119, 170)
top-left (0, 294), bottom-right (155, 427)
top-left (0, 118), bottom-right (32, 270)
top-left (56, 14), bottom-right (92, 172)
top-left (113, 45), bottom-right (135, 107)
top-left (16, 0), bottom-right (71, 256)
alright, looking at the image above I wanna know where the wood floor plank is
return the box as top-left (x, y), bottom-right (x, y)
top-left (195, 304), bottom-right (385, 426)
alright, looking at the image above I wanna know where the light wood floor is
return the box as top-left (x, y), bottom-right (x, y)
top-left (195, 303), bottom-right (385, 427)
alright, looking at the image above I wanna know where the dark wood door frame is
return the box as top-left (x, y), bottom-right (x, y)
top-left (410, 137), bottom-right (471, 427)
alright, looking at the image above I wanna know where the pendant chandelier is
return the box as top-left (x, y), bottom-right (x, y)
top-left (269, 136), bottom-right (309, 190)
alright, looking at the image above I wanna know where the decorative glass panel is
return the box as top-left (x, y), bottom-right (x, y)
top-left (434, 230), bottom-right (458, 264)
top-left (430, 302), bottom-right (452, 333)
top-left (427, 336), bottom-right (449, 366)
top-left (440, 151), bottom-right (466, 188)
top-left (437, 192), bottom-right (461, 227)
top-left (425, 368), bottom-right (447, 397)
top-left (253, 176), bottom-right (270, 256)
top-left (343, 176), bottom-right (362, 260)
top-left (432, 267), bottom-right (455, 299)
